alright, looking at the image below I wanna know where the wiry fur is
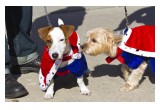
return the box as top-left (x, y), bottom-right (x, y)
top-left (82, 27), bottom-right (148, 92)
top-left (83, 27), bottom-right (121, 57)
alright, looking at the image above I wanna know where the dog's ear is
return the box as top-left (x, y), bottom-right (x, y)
top-left (38, 26), bottom-right (53, 41)
top-left (60, 25), bottom-right (74, 39)
top-left (114, 36), bottom-right (123, 44)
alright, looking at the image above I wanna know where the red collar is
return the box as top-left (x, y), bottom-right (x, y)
top-left (105, 47), bottom-right (124, 64)
top-left (62, 52), bottom-right (72, 61)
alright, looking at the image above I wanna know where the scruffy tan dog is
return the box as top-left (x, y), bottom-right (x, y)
top-left (82, 26), bottom-right (154, 92)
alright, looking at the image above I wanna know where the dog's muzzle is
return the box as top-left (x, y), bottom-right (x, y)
top-left (52, 53), bottom-right (59, 59)
top-left (81, 45), bottom-right (84, 50)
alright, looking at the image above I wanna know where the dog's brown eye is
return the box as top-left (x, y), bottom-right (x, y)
top-left (60, 39), bottom-right (64, 41)
top-left (92, 39), bottom-right (96, 43)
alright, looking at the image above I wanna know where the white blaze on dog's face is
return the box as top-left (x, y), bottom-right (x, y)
top-left (38, 25), bottom-right (74, 60)
top-left (48, 27), bottom-right (66, 59)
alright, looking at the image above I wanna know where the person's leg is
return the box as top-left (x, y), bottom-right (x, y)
top-left (5, 6), bottom-right (40, 73)
top-left (5, 37), bottom-right (28, 99)
top-left (5, 35), bottom-right (11, 75)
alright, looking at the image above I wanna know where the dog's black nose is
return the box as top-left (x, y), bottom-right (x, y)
top-left (81, 45), bottom-right (84, 49)
top-left (52, 53), bottom-right (58, 59)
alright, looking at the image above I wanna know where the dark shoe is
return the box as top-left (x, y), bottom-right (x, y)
top-left (11, 56), bottom-right (41, 74)
top-left (5, 74), bottom-right (28, 99)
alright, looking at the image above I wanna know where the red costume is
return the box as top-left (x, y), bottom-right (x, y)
top-left (39, 32), bottom-right (88, 91)
top-left (106, 25), bottom-right (155, 73)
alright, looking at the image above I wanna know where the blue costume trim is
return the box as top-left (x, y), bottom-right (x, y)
top-left (57, 53), bottom-right (88, 77)
top-left (150, 58), bottom-right (155, 74)
top-left (121, 51), bottom-right (145, 69)
top-left (121, 51), bottom-right (155, 74)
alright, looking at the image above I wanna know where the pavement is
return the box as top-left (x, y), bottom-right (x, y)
top-left (5, 6), bottom-right (155, 102)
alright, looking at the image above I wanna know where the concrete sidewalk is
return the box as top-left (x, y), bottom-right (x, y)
top-left (6, 6), bottom-right (155, 102)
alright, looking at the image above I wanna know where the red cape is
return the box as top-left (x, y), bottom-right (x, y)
top-left (119, 25), bottom-right (155, 57)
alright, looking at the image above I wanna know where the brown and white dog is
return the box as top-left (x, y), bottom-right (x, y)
top-left (82, 26), bottom-right (154, 92)
top-left (38, 19), bottom-right (90, 99)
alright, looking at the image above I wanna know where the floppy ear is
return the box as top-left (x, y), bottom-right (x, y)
top-left (114, 36), bottom-right (123, 44)
top-left (60, 25), bottom-right (75, 39)
top-left (38, 26), bottom-right (53, 41)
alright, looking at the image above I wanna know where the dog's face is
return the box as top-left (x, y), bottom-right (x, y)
top-left (38, 25), bottom-right (74, 60)
top-left (82, 27), bottom-right (122, 57)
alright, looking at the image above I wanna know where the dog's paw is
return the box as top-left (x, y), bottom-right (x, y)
top-left (80, 87), bottom-right (91, 95)
top-left (119, 83), bottom-right (136, 92)
top-left (44, 92), bottom-right (54, 100)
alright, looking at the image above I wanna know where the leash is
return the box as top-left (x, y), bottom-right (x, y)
top-left (124, 6), bottom-right (129, 27)
top-left (44, 6), bottom-right (52, 27)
